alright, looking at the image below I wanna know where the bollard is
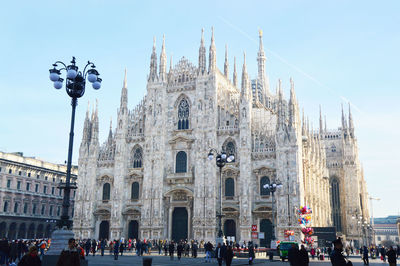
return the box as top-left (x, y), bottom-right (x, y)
top-left (143, 257), bottom-right (153, 266)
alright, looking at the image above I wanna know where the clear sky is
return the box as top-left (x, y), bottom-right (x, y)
top-left (1, 0), bottom-right (399, 218)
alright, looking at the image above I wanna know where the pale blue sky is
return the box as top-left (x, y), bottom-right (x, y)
top-left (1, 1), bottom-right (399, 218)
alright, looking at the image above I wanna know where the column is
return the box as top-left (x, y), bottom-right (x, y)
top-left (168, 207), bottom-right (173, 240)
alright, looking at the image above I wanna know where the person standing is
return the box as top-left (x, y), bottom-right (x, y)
top-left (310, 247), bottom-right (316, 259)
top-left (215, 243), bottom-right (224, 266)
top-left (56, 238), bottom-right (81, 266)
top-left (91, 239), bottom-right (96, 256)
top-left (163, 241), bottom-right (168, 256)
top-left (192, 241), bottom-right (198, 258)
top-left (387, 246), bottom-right (397, 266)
top-left (204, 241), bottom-right (213, 263)
top-left (84, 239), bottom-right (91, 257)
top-left (299, 245), bottom-right (309, 266)
top-left (18, 246), bottom-right (41, 266)
top-left (100, 239), bottom-right (105, 256)
top-left (330, 238), bottom-right (352, 266)
top-left (226, 245), bottom-right (234, 266)
top-left (288, 244), bottom-right (300, 266)
top-left (113, 240), bottom-right (120, 260)
top-left (248, 243), bottom-right (255, 265)
top-left (119, 241), bottom-right (124, 256)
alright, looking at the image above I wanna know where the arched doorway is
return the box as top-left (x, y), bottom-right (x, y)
top-left (172, 207), bottom-right (188, 242)
top-left (9, 223), bottom-right (17, 240)
top-left (18, 223), bottom-right (26, 239)
top-left (260, 219), bottom-right (272, 247)
top-left (99, 221), bottom-right (109, 240)
top-left (45, 224), bottom-right (52, 238)
top-left (36, 224), bottom-right (44, 238)
top-left (27, 223), bottom-right (35, 239)
top-left (128, 220), bottom-right (139, 239)
top-left (224, 219), bottom-right (236, 240)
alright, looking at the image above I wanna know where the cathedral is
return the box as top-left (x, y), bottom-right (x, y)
top-left (73, 28), bottom-right (370, 247)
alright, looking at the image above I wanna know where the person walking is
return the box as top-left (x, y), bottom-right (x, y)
top-left (387, 246), bottom-right (397, 266)
top-left (192, 241), bottom-right (198, 258)
top-left (310, 247), bottom-right (316, 259)
top-left (119, 241), bottom-right (124, 256)
top-left (100, 239), bottom-right (105, 256)
top-left (362, 245), bottom-right (369, 265)
top-left (136, 240), bottom-right (142, 256)
top-left (215, 243), bottom-right (224, 266)
top-left (169, 241), bottom-right (175, 261)
top-left (56, 238), bottom-right (81, 266)
top-left (288, 244), bottom-right (300, 266)
top-left (163, 241), bottom-right (168, 256)
top-left (248, 243), bottom-right (255, 265)
top-left (9, 240), bottom-right (17, 263)
top-left (18, 245), bottom-right (41, 266)
top-left (299, 245), bottom-right (309, 266)
top-left (90, 239), bottom-right (96, 256)
top-left (84, 239), bottom-right (91, 257)
top-left (0, 238), bottom-right (10, 266)
top-left (226, 245), bottom-right (234, 266)
top-left (204, 241), bottom-right (213, 263)
top-left (113, 240), bottom-right (120, 260)
top-left (177, 241), bottom-right (183, 261)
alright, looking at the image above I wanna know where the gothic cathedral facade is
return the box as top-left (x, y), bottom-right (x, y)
top-left (73, 29), bottom-right (369, 246)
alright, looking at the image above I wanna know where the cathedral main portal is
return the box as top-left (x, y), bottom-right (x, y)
top-left (172, 207), bottom-right (188, 241)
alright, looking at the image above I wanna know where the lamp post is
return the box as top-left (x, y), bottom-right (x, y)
top-left (352, 212), bottom-right (363, 248)
top-left (208, 148), bottom-right (234, 243)
top-left (44, 57), bottom-right (100, 263)
top-left (263, 181), bottom-right (282, 241)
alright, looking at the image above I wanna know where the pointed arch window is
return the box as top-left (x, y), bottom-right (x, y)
top-left (260, 176), bottom-right (270, 196)
top-left (178, 98), bottom-right (189, 130)
top-left (225, 178), bottom-right (235, 197)
top-left (131, 182), bottom-right (139, 200)
top-left (133, 147), bottom-right (143, 168)
top-left (331, 178), bottom-right (342, 232)
top-left (102, 183), bottom-right (111, 201)
top-left (175, 151), bottom-right (187, 173)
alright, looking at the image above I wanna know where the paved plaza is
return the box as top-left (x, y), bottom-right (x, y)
top-left (83, 253), bottom-right (395, 266)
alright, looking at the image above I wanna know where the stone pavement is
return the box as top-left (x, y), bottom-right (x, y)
top-left (84, 253), bottom-right (395, 266)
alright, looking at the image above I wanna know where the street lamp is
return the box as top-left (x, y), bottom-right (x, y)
top-left (208, 148), bottom-right (234, 243)
top-left (49, 57), bottom-right (101, 229)
top-left (263, 181), bottom-right (282, 241)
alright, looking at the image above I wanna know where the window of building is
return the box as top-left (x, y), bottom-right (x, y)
top-left (17, 181), bottom-right (21, 190)
top-left (51, 187), bottom-right (55, 195)
top-left (45, 176), bottom-right (48, 181)
top-left (223, 141), bottom-right (236, 162)
top-left (49, 206), bottom-right (53, 216)
top-left (26, 183), bottom-right (30, 191)
top-left (102, 183), bottom-right (111, 201)
top-left (57, 206), bottom-right (60, 216)
top-left (14, 202), bottom-right (18, 213)
top-left (260, 176), bottom-right (271, 196)
top-left (28, 173), bottom-right (31, 177)
top-left (7, 180), bottom-right (11, 188)
top-left (175, 151), bottom-right (187, 173)
top-left (8, 169), bottom-right (12, 174)
top-left (35, 184), bottom-right (39, 192)
top-left (59, 188), bottom-right (62, 196)
top-left (18, 171), bottom-right (22, 176)
top-left (3, 201), bottom-right (8, 212)
top-left (133, 147), bottom-right (143, 168)
top-left (73, 190), bottom-right (76, 197)
top-left (131, 182), bottom-right (140, 200)
top-left (37, 174), bottom-right (40, 179)
top-left (0, 167), bottom-right (2, 172)
top-left (377, 236), bottom-right (381, 241)
top-left (23, 203), bottom-right (28, 214)
top-left (53, 177), bottom-right (55, 182)
top-left (41, 205), bottom-right (45, 215)
top-left (177, 98), bottom-right (189, 130)
top-left (32, 204), bottom-right (37, 215)
top-left (331, 178), bottom-right (342, 232)
top-left (225, 178), bottom-right (235, 197)
top-left (43, 186), bottom-right (47, 194)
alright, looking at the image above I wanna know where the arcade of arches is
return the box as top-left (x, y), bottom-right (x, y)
top-left (0, 220), bottom-right (54, 239)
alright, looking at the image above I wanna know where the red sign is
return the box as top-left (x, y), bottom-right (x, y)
top-left (251, 224), bottom-right (257, 231)
top-left (251, 232), bottom-right (258, 239)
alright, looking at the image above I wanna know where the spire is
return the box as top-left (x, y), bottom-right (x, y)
top-left (90, 99), bottom-right (99, 144)
top-left (341, 103), bottom-right (347, 130)
top-left (233, 56), bottom-right (238, 87)
top-left (241, 52), bottom-right (250, 100)
top-left (208, 27), bottom-right (216, 73)
top-left (198, 28), bottom-right (206, 75)
top-left (169, 55), bottom-right (173, 72)
top-left (324, 115), bottom-right (327, 132)
top-left (348, 102), bottom-right (354, 136)
top-left (224, 44), bottom-right (229, 78)
top-left (319, 105), bottom-right (323, 134)
top-left (302, 108), bottom-right (306, 135)
top-left (107, 118), bottom-right (113, 144)
top-left (120, 69), bottom-right (128, 109)
top-left (82, 101), bottom-right (92, 144)
top-left (288, 78), bottom-right (297, 128)
top-left (148, 36), bottom-right (158, 81)
top-left (257, 29), bottom-right (268, 94)
top-left (159, 34), bottom-right (167, 81)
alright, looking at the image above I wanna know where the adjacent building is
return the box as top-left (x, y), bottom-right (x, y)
top-left (373, 215), bottom-right (400, 245)
top-left (73, 29), bottom-right (369, 245)
top-left (0, 151), bottom-right (77, 239)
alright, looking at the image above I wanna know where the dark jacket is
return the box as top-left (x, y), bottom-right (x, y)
top-left (56, 249), bottom-right (80, 266)
top-left (215, 246), bottom-right (225, 259)
top-left (330, 248), bottom-right (348, 266)
top-left (0, 239), bottom-right (9, 254)
top-left (18, 253), bottom-right (42, 266)
top-left (387, 249), bottom-right (396, 263)
top-left (299, 248), bottom-right (309, 266)
top-left (288, 246), bottom-right (300, 266)
top-left (226, 248), bottom-right (234, 264)
top-left (248, 246), bottom-right (255, 260)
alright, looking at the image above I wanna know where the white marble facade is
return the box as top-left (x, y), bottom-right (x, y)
top-left (73, 29), bottom-right (369, 245)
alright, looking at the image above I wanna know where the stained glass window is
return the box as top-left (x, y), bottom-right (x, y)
top-left (178, 98), bottom-right (189, 130)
